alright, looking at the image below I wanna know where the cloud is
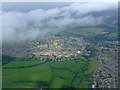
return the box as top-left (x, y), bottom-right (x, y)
top-left (2, 2), bottom-right (117, 42)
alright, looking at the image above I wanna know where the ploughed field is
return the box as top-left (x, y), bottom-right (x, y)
top-left (2, 55), bottom-right (99, 88)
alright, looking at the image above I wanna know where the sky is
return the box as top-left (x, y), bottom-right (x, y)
top-left (2, 2), bottom-right (118, 42)
top-left (2, 2), bottom-right (73, 12)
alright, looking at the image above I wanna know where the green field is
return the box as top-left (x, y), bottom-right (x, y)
top-left (68, 28), bottom-right (103, 34)
top-left (2, 55), bottom-right (98, 88)
top-left (0, 68), bottom-right (1, 89)
top-left (58, 28), bottom-right (104, 36)
top-left (53, 69), bottom-right (75, 79)
top-left (118, 77), bottom-right (120, 90)
top-left (101, 54), bottom-right (111, 58)
top-left (79, 81), bottom-right (88, 88)
top-left (3, 65), bottom-right (52, 88)
top-left (50, 77), bottom-right (65, 88)
top-left (3, 60), bottom-right (44, 68)
top-left (105, 32), bottom-right (118, 38)
top-left (51, 60), bottom-right (86, 73)
top-left (85, 58), bottom-right (99, 74)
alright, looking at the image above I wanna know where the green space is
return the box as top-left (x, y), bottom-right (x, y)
top-left (91, 33), bottom-right (96, 37)
top-left (50, 77), bottom-right (65, 88)
top-left (68, 28), bottom-right (103, 34)
top-left (3, 65), bottom-right (52, 88)
top-left (118, 77), bottom-right (120, 90)
top-left (0, 68), bottom-right (1, 89)
top-left (53, 69), bottom-right (75, 79)
top-left (58, 28), bottom-right (104, 36)
top-left (27, 54), bottom-right (35, 57)
top-left (105, 32), bottom-right (118, 38)
top-left (72, 75), bottom-right (82, 88)
top-left (79, 81), bottom-right (89, 88)
top-left (85, 58), bottom-right (99, 74)
top-left (51, 60), bottom-right (86, 73)
top-left (2, 54), bottom-right (98, 88)
top-left (33, 44), bottom-right (39, 47)
top-left (3, 60), bottom-right (44, 68)
top-left (101, 53), bottom-right (111, 58)
top-left (76, 54), bottom-right (88, 63)
top-left (54, 42), bottom-right (60, 46)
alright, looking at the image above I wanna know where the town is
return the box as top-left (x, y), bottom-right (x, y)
top-left (2, 26), bottom-right (118, 88)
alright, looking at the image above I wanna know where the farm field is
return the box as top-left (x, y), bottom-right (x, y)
top-left (105, 32), bottom-right (118, 38)
top-left (84, 58), bottom-right (99, 74)
top-left (2, 54), bottom-right (99, 88)
top-left (3, 60), bottom-right (44, 68)
top-left (57, 27), bottom-right (104, 36)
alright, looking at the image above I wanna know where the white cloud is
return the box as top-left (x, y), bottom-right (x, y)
top-left (2, 2), bottom-right (117, 42)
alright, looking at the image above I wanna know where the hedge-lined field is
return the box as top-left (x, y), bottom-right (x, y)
top-left (3, 55), bottom-right (99, 88)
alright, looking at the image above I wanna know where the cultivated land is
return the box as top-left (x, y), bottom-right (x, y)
top-left (2, 25), bottom-right (118, 88)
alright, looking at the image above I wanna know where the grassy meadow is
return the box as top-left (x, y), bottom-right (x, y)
top-left (2, 54), bottom-right (99, 88)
